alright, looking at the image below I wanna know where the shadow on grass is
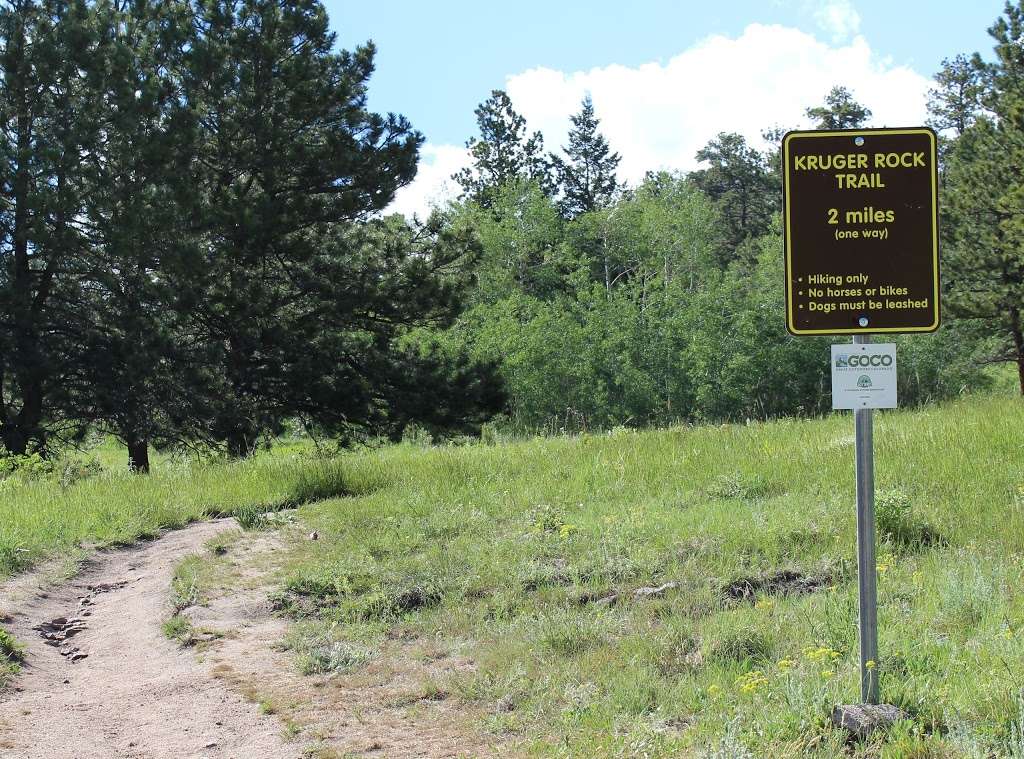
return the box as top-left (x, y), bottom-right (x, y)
top-left (232, 458), bottom-right (386, 530)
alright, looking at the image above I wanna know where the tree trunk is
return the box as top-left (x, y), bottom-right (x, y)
top-left (1015, 339), bottom-right (1024, 397)
top-left (1, 427), bottom-right (27, 456)
top-left (225, 430), bottom-right (253, 459)
top-left (127, 439), bottom-right (150, 473)
top-left (1011, 306), bottom-right (1024, 396)
top-left (7, 16), bottom-right (44, 456)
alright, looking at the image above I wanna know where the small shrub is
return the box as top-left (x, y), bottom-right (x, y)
top-left (57, 457), bottom-right (103, 488)
top-left (0, 540), bottom-right (33, 577)
top-left (234, 504), bottom-right (274, 530)
top-left (342, 583), bottom-right (442, 622)
top-left (0, 628), bottom-right (24, 663)
top-left (207, 537), bottom-right (231, 556)
top-left (170, 557), bottom-right (202, 612)
top-left (706, 473), bottom-right (781, 500)
top-left (700, 719), bottom-right (756, 759)
top-left (285, 571), bottom-right (345, 600)
top-left (0, 452), bottom-right (55, 481)
top-left (281, 624), bottom-right (374, 675)
top-left (876, 488), bottom-right (943, 549)
top-left (401, 423), bottom-right (434, 447)
top-left (705, 630), bottom-right (774, 665)
top-left (529, 503), bottom-right (568, 534)
top-left (876, 489), bottom-right (912, 537)
top-left (162, 615), bottom-right (194, 645)
top-left (655, 630), bottom-right (703, 676)
top-left (1006, 690), bottom-right (1024, 758)
top-left (540, 613), bottom-right (604, 657)
top-left (283, 570), bottom-right (443, 622)
top-left (480, 422), bottom-right (499, 446)
top-left (297, 640), bottom-right (373, 675)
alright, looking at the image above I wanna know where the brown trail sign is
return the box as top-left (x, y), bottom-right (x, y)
top-left (782, 128), bottom-right (939, 336)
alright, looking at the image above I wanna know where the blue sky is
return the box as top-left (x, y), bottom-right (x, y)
top-left (323, 0), bottom-right (1004, 216)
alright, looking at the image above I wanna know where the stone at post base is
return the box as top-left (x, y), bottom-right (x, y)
top-left (831, 704), bottom-right (908, 740)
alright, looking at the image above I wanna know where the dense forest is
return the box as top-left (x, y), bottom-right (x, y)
top-left (1, 0), bottom-right (1023, 469)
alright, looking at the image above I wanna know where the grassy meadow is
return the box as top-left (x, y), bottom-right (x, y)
top-left (274, 393), bottom-right (1024, 757)
top-left (3, 392), bottom-right (1024, 755)
top-left (0, 445), bottom-right (355, 580)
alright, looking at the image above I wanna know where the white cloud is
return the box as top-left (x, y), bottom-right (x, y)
top-left (812, 0), bottom-right (861, 43)
top-left (387, 143), bottom-right (469, 220)
top-left (389, 23), bottom-right (930, 218)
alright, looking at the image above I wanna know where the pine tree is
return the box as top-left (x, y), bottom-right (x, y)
top-left (927, 54), bottom-right (990, 138)
top-left (64, 0), bottom-right (206, 472)
top-left (454, 89), bottom-right (548, 209)
top-left (0, 0), bottom-right (99, 454)
top-left (550, 95), bottom-right (620, 218)
top-left (183, 0), bottom-right (499, 455)
top-left (689, 132), bottom-right (775, 265)
top-left (805, 86), bottom-right (872, 130)
top-left (943, 3), bottom-right (1024, 395)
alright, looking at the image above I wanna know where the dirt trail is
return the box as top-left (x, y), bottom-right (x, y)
top-left (0, 519), bottom-right (296, 759)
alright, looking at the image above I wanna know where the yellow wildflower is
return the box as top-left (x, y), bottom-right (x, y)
top-left (802, 646), bottom-right (842, 663)
top-left (755, 598), bottom-right (775, 610)
top-left (734, 670), bottom-right (769, 694)
top-left (777, 659), bottom-right (796, 672)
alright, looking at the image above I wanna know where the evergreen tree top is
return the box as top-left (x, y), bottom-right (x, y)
top-left (551, 94), bottom-right (620, 218)
top-left (454, 89), bottom-right (548, 209)
top-left (805, 85), bottom-right (871, 130)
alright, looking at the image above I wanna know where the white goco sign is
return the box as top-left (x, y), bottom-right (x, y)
top-left (831, 343), bottom-right (897, 410)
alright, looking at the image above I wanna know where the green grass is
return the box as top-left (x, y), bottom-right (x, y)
top-left (0, 627), bottom-right (25, 688)
top-left (265, 392), bottom-right (1024, 757)
top-left (278, 622), bottom-right (375, 675)
top-left (0, 452), bottom-right (377, 580)
top-left (161, 614), bottom-right (196, 644)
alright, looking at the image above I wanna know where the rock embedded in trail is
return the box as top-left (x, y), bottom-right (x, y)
top-left (33, 616), bottom-right (88, 646)
top-left (86, 580), bottom-right (130, 594)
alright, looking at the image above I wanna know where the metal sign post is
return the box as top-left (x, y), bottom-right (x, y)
top-left (853, 334), bottom-right (879, 704)
top-left (782, 127), bottom-right (939, 716)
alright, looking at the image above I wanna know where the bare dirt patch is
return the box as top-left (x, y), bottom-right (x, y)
top-left (182, 530), bottom-right (503, 758)
top-left (0, 519), bottom-right (293, 758)
top-left (0, 519), bottom-right (504, 758)
top-left (722, 568), bottom-right (833, 602)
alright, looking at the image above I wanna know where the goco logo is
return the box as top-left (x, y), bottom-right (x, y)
top-left (835, 354), bottom-right (893, 368)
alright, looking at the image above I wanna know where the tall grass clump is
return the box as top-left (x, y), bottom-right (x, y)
top-left (0, 628), bottom-right (25, 687)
